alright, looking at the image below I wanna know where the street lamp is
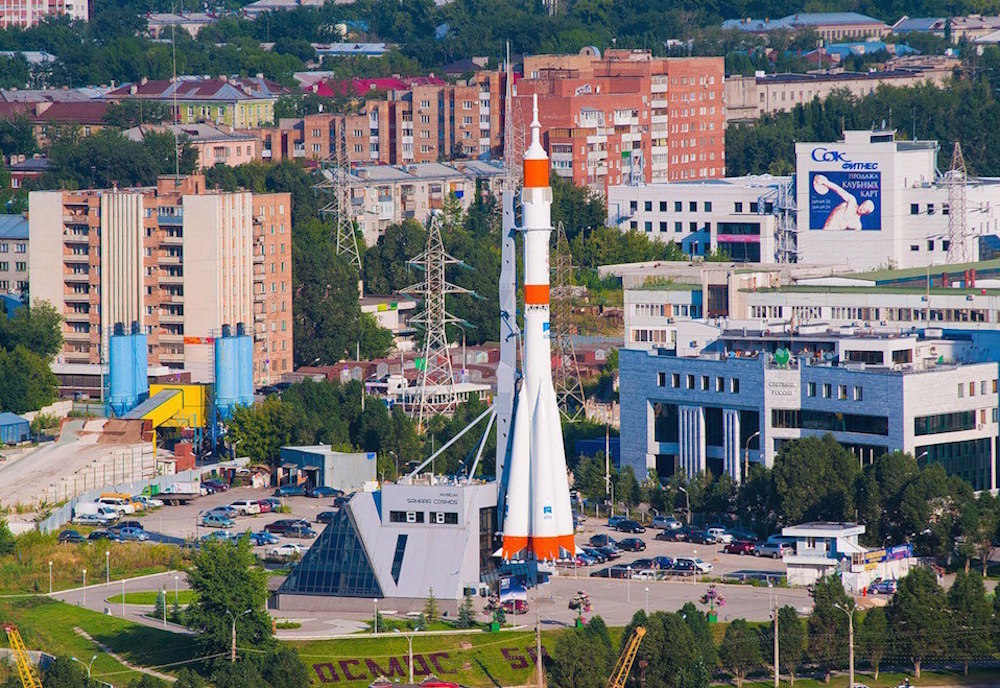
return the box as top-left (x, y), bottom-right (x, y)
top-left (162, 587), bottom-right (167, 628)
top-left (82, 568), bottom-right (87, 605)
top-left (105, 551), bottom-right (110, 586)
top-left (174, 575), bottom-right (179, 605)
top-left (48, 561), bottom-right (52, 595)
top-left (626, 566), bottom-right (632, 602)
top-left (677, 485), bottom-right (690, 525)
top-left (393, 626), bottom-right (421, 684)
top-left (834, 602), bottom-right (855, 688)
top-left (744, 430), bottom-right (761, 482)
top-left (644, 586), bottom-right (649, 614)
top-left (71, 654), bottom-right (98, 680)
top-left (226, 608), bottom-right (253, 663)
top-left (373, 598), bottom-right (379, 635)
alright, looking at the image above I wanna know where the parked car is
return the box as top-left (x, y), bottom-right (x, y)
top-left (274, 484), bottom-right (305, 497)
top-left (501, 599), bottom-right (529, 615)
top-left (246, 531), bottom-right (280, 546)
top-left (207, 505), bottom-right (238, 519)
top-left (617, 537), bottom-right (646, 552)
top-left (607, 515), bottom-right (627, 529)
top-left (723, 540), bottom-right (757, 555)
top-left (230, 500), bottom-right (261, 516)
top-left (116, 520), bottom-right (144, 531)
top-left (727, 528), bottom-right (760, 542)
top-left (200, 530), bottom-right (233, 543)
top-left (285, 523), bottom-right (317, 539)
top-left (258, 498), bottom-right (282, 512)
top-left (202, 479), bottom-right (229, 493)
top-left (755, 541), bottom-right (795, 559)
top-left (254, 499), bottom-right (272, 514)
top-left (96, 497), bottom-right (135, 515)
top-left (58, 530), bottom-right (86, 544)
top-left (652, 515), bottom-right (682, 530)
top-left (589, 565), bottom-right (630, 578)
top-left (868, 579), bottom-right (898, 595)
top-left (201, 513), bottom-right (235, 528)
top-left (266, 543), bottom-right (303, 559)
top-left (589, 533), bottom-right (618, 548)
top-left (333, 494), bottom-right (353, 508)
top-left (674, 556), bottom-right (712, 573)
top-left (133, 495), bottom-right (164, 509)
top-left (652, 555), bottom-right (674, 569)
top-left (117, 527), bottom-right (150, 542)
top-left (596, 545), bottom-right (621, 560)
top-left (316, 511), bottom-right (337, 524)
top-left (655, 529), bottom-right (688, 542)
top-left (570, 554), bottom-right (595, 567)
top-left (88, 530), bottom-right (121, 542)
top-left (581, 547), bottom-right (607, 563)
top-left (685, 529), bottom-right (717, 545)
top-left (264, 519), bottom-right (309, 534)
top-left (670, 559), bottom-right (698, 575)
top-left (706, 527), bottom-right (734, 544)
top-left (72, 513), bottom-right (107, 527)
top-left (616, 519), bottom-right (646, 534)
top-left (306, 486), bottom-right (342, 499)
top-left (630, 558), bottom-right (655, 572)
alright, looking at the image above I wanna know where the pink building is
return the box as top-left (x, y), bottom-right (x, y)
top-left (0, 0), bottom-right (88, 27)
top-left (123, 123), bottom-right (260, 169)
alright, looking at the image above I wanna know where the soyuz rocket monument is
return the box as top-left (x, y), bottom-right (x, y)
top-left (499, 95), bottom-right (575, 563)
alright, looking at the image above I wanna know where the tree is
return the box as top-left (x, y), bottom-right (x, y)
top-left (776, 605), bottom-right (805, 685)
top-left (128, 676), bottom-right (168, 688)
top-left (0, 300), bottom-right (63, 360)
top-left (889, 567), bottom-right (950, 677)
top-left (262, 646), bottom-right (309, 688)
top-left (549, 618), bottom-right (614, 688)
top-left (185, 538), bottom-right (272, 655)
top-left (957, 495), bottom-right (998, 575)
top-left (227, 396), bottom-right (298, 465)
top-left (807, 576), bottom-right (852, 682)
top-left (948, 570), bottom-right (993, 675)
top-left (0, 116), bottom-right (36, 157)
top-left (771, 434), bottom-right (859, 524)
top-left (43, 657), bottom-right (88, 688)
top-left (422, 588), bottom-right (439, 624)
top-left (858, 607), bottom-right (888, 681)
top-left (0, 514), bottom-right (14, 555)
top-left (0, 346), bottom-right (59, 413)
top-left (103, 100), bottom-right (171, 128)
top-left (358, 312), bottom-right (394, 359)
top-left (623, 610), bottom-right (710, 688)
top-left (718, 618), bottom-right (760, 688)
top-left (680, 602), bottom-right (718, 669)
top-left (457, 591), bottom-right (475, 629)
top-left (174, 669), bottom-right (206, 688)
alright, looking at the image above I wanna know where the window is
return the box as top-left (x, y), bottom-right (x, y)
top-left (734, 202), bottom-right (743, 213)
top-left (958, 383), bottom-right (964, 398)
top-left (389, 510), bottom-right (425, 523)
top-left (915, 411), bottom-right (976, 436)
top-left (674, 201), bottom-right (682, 212)
top-left (630, 201), bottom-right (637, 212)
top-left (674, 221), bottom-right (682, 232)
top-left (823, 383), bottom-right (831, 398)
top-left (686, 374), bottom-right (695, 389)
top-left (660, 201), bottom-right (668, 212)
top-left (910, 244), bottom-right (919, 252)
top-left (853, 386), bottom-right (863, 401)
top-left (644, 221), bottom-right (653, 232)
top-left (807, 382), bottom-right (816, 397)
top-left (701, 375), bottom-right (709, 391)
top-left (772, 409), bottom-right (889, 435)
top-left (704, 201), bottom-right (712, 212)
top-left (927, 240), bottom-right (935, 251)
top-left (970, 382), bottom-right (976, 397)
top-left (390, 534), bottom-right (407, 583)
top-left (671, 373), bottom-right (680, 388)
top-left (644, 201), bottom-right (652, 212)
top-left (657, 372), bottom-right (666, 387)
top-left (429, 512), bottom-right (459, 524)
top-left (730, 378), bottom-right (740, 394)
top-left (689, 201), bottom-right (697, 212)
top-left (15, 262), bottom-right (25, 272)
top-left (910, 203), bottom-right (919, 215)
top-left (659, 221), bottom-right (668, 232)
top-left (927, 204), bottom-right (935, 215)
top-left (716, 376), bottom-right (724, 392)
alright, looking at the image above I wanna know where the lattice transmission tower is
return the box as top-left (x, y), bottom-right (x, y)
top-left (315, 125), bottom-right (362, 272)
top-left (946, 141), bottom-right (969, 263)
top-left (402, 215), bottom-right (473, 431)
top-left (551, 221), bottom-right (586, 421)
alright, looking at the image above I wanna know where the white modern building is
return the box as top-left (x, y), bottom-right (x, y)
top-left (608, 129), bottom-right (1000, 270)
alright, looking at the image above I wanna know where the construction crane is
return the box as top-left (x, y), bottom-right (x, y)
top-left (607, 625), bottom-right (646, 688)
top-left (4, 624), bottom-right (43, 688)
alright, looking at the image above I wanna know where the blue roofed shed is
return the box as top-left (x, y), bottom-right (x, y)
top-left (0, 412), bottom-right (29, 444)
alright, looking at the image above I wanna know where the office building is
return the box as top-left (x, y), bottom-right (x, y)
top-left (515, 49), bottom-right (726, 192)
top-left (0, 0), bottom-right (87, 27)
top-left (619, 326), bottom-right (1000, 490)
top-left (28, 174), bottom-right (292, 385)
top-left (608, 129), bottom-right (1000, 270)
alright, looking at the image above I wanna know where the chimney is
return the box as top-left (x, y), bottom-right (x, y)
top-left (140, 76), bottom-right (148, 85)
top-left (34, 101), bottom-right (52, 116)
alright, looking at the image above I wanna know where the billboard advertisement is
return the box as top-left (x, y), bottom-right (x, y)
top-left (808, 170), bottom-right (882, 231)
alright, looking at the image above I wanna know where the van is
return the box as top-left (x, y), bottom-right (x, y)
top-left (96, 496), bottom-right (135, 515)
top-left (100, 492), bottom-right (143, 511)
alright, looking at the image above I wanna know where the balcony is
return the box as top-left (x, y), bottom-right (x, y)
top-left (253, 267), bottom-right (265, 283)
top-left (160, 332), bottom-right (183, 342)
top-left (162, 233), bottom-right (183, 245)
top-left (159, 351), bottom-right (184, 363)
top-left (253, 252), bottom-right (265, 264)
top-left (64, 330), bottom-right (92, 341)
top-left (64, 290), bottom-right (90, 302)
top-left (159, 254), bottom-right (181, 266)
top-left (157, 212), bottom-right (183, 226)
top-left (158, 273), bottom-right (183, 285)
top-left (64, 272), bottom-right (90, 283)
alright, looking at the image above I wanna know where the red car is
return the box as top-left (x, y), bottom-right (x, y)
top-left (723, 540), bottom-right (757, 555)
top-left (255, 499), bottom-right (272, 514)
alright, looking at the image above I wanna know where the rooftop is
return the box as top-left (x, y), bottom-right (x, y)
top-left (724, 12), bottom-right (888, 32)
top-left (757, 68), bottom-right (934, 84)
top-left (123, 122), bottom-right (257, 143)
top-left (0, 215), bottom-right (27, 240)
top-left (106, 76), bottom-right (290, 102)
top-left (847, 258), bottom-right (1000, 283)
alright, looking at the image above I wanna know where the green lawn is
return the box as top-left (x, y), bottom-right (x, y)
top-left (106, 590), bottom-right (198, 605)
top-left (0, 597), bottom-right (203, 683)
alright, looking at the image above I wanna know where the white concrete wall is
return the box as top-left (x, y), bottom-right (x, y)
top-left (27, 191), bottom-right (66, 317)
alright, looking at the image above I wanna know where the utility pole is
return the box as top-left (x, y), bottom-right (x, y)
top-left (535, 606), bottom-right (543, 688)
top-left (835, 603), bottom-right (855, 688)
top-left (772, 595), bottom-right (779, 688)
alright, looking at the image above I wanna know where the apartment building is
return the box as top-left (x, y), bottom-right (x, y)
top-left (0, 215), bottom-right (27, 295)
top-left (725, 68), bottom-right (953, 123)
top-left (515, 49), bottom-right (726, 193)
top-left (0, 0), bottom-right (88, 27)
top-left (722, 12), bottom-right (891, 41)
top-left (123, 123), bottom-right (260, 169)
top-left (28, 174), bottom-right (291, 385)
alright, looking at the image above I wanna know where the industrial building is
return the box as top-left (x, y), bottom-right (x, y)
top-left (608, 129), bottom-right (1000, 270)
top-left (619, 326), bottom-right (1000, 491)
top-left (28, 174), bottom-right (292, 387)
top-left (278, 445), bottom-right (377, 492)
top-left (0, 412), bottom-right (29, 444)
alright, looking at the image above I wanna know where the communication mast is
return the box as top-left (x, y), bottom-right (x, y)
top-left (946, 141), bottom-right (969, 263)
top-left (315, 124), bottom-right (362, 273)
top-left (551, 221), bottom-right (586, 421)
top-left (402, 214), bottom-right (473, 431)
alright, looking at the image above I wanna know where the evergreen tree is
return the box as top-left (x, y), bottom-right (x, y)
top-left (422, 587), bottom-right (439, 625)
top-left (948, 570), bottom-right (993, 675)
top-left (807, 576), bottom-right (852, 682)
top-left (0, 514), bottom-right (15, 555)
top-left (858, 607), bottom-right (888, 681)
top-left (718, 619), bottom-right (761, 688)
top-left (889, 567), bottom-right (951, 677)
top-left (457, 591), bottom-right (476, 628)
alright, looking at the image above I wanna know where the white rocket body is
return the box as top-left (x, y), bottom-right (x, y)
top-left (500, 95), bottom-right (575, 562)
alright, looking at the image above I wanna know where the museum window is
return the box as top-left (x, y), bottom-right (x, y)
top-left (910, 203), bottom-right (919, 215)
top-left (390, 535), bottom-right (407, 583)
top-left (853, 386), bottom-right (863, 401)
top-left (838, 385), bottom-right (848, 400)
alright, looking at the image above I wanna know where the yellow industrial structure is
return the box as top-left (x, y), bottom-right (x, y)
top-left (4, 624), bottom-right (43, 688)
top-left (607, 626), bottom-right (646, 688)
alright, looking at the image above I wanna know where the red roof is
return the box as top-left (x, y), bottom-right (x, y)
top-left (310, 75), bottom-right (446, 98)
top-left (34, 102), bottom-right (108, 124)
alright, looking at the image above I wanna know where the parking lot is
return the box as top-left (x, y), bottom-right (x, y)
top-left (570, 517), bottom-right (787, 581)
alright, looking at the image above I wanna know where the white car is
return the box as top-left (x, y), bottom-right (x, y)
top-left (266, 543), bottom-right (303, 558)
top-left (97, 497), bottom-right (135, 515)
top-left (706, 527), bottom-right (734, 544)
top-left (675, 556), bottom-right (713, 573)
top-left (230, 499), bottom-right (261, 516)
top-left (134, 495), bottom-right (164, 509)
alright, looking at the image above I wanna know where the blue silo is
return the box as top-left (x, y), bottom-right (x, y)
top-left (235, 322), bottom-right (254, 406)
top-left (108, 322), bottom-right (135, 416)
top-left (130, 321), bottom-right (149, 404)
top-left (214, 324), bottom-right (239, 420)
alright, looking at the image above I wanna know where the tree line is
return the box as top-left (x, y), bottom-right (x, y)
top-left (553, 568), bottom-right (996, 688)
top-left (0, 300), bottom-right (61, 414)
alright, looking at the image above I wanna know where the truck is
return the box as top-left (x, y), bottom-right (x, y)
top-left (158, 480), bottom-right (202, 506)
top-left (72, 502), bottom-right (119, 524)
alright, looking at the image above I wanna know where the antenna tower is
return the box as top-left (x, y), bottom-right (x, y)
top-left (402, 215), bottom-right (473, 431)
top-left (551, 221), bottom-right (586, 421)
top-left (316, 125), bottom-right (362, 272)
top-left (946, 141), bottom-right (969, 263)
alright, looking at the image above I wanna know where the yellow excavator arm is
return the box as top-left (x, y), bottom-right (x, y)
top-left (4, 624), bottom-right (43, 688)
top-left (606, 625), bottom-right (646, 688)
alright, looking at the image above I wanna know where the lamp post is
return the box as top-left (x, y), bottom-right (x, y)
top-left (677, 485), bottom-right (690, 525)
top-left (105, 551), bottom-right (110, 586)
top-left (174, 575), bottom-right (179, 605)
top-left (834, 603), bottom-right (855, 688)
top-left (394, 626), bottom-right (420, 684)
top-left (626, 567), bottom-right (632, 602)
top-left (82, 568), bottom-right (87, 605)
top-left (744, 430), bottom-right (760, 482)
top-left (373, 598), bottom-right (379, 635)
top-left (644, 586), bottom-right (649, 614)
top-left (48, 561), bottom-right (52, 595)
top-left (121, 579), bottom-right (125, 617)
top-left (226, 608), bottom-right (253, 663)
top-left (162, 586), bottom-right (167, 628)
top-left (71, 654), bottom-right (98, 680)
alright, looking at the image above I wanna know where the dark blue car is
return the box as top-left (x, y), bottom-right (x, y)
top-left (274, 484), bottom-right (305, 497)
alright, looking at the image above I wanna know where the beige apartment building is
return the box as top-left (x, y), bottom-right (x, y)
top-left (28, 174), bottom-right (291, 386)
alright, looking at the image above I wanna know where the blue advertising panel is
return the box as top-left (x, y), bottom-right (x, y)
top-left (808, 171), bottom-right (881, 231)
